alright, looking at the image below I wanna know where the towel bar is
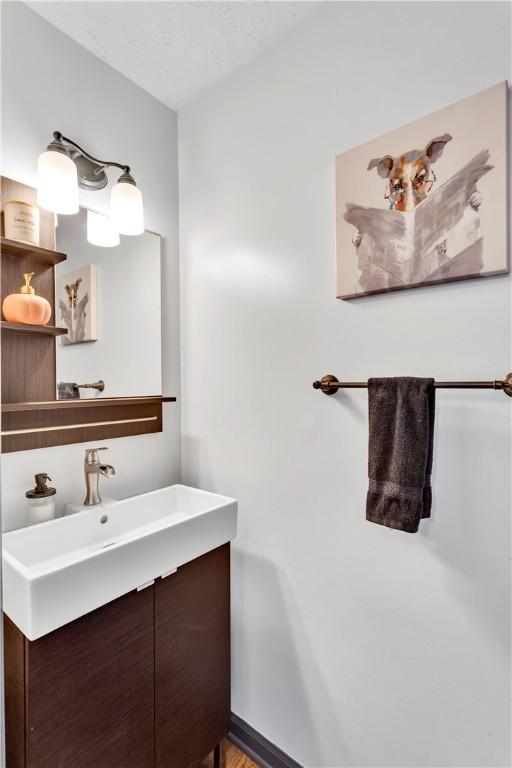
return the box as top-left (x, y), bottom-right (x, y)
top-left (313, 373), bottom-right (512, 397)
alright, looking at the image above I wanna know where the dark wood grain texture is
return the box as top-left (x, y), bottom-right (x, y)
top-left (3, 616), bottom-right (26, 768)
top-left (1, 397), bottom-right (175, 452)
top-left (1, 177), bottom-right (60, 407)
top-left (4, 548), bottom-right (231, 768)
top-left (1, 236), bottom-right (66, 265)
top-left (1, 321), bottom-right (67, 336)
top-left (1, 251), bottom-right (58, 404)
top-left (2, 395), bottom-right (176, 412)
top-left (1, 330), bottom-right (56, 405)
top-left (24, 589), bottom-right (154, 768)
top-left (155, 544), bottom-right (231, 768)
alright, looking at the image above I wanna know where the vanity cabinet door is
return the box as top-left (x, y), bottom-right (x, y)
top-left (155, 544), bottom-right (231, 768)
top-left (23, 587), bottom-right (155, 768)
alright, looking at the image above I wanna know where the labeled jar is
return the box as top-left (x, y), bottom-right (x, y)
top-left (4, 199), bottom-right (40, 245)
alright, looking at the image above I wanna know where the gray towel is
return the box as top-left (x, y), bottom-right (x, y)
top-left (366, 377), bottom-right (435, 533)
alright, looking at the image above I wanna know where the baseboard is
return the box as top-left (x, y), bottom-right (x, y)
top-left (229, 713), bottom-right (303, 768)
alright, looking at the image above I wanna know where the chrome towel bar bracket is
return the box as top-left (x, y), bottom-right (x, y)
top-left (313, 373), bottom-right (512, 397)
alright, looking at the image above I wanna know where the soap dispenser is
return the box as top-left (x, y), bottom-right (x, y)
top-left (26, 473), bottom-right (56, 524)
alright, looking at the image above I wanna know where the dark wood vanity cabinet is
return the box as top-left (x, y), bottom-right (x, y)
top-left (155, 544), bottom-right (230, 768)
top-left (4, 545), bottom-right (230, 768)
top-left (5, 588), bottom-right (155, 768)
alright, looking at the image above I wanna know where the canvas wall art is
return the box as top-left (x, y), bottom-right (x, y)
top-left (57, 264), bottom-right (97, 344)
top-left (336, 81), bottom-right (508, 299)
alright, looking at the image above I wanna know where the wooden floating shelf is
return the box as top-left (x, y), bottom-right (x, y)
top-left (1, 321), bottom-right (68, 337)
top-left (2, 396), bottom-right (177, 413)
top-left (0, 236), bottom-right (67, 265)
top-left (1, 396), bottom-right (177, 453)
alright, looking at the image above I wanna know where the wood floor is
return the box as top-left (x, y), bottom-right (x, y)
top-left (202, 740), bottom-right (259, 768)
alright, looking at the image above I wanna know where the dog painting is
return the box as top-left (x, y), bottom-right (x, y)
top-left (368, 133), bottom-right (451, 211)
top-left (57, 264), bottom-right (97, 344)
top-left (336, 82), bottom-right (508, 299)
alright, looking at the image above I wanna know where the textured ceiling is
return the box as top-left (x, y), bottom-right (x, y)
top-left (27, 1), bottom-right (316, 110)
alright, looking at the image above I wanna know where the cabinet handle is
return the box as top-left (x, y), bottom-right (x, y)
top-left (160, 568), bottom-right (177, 579)
top-left (136, 579), bottom-right (155, 591)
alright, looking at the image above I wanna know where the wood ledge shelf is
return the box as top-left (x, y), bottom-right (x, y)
top-left (1, 236), bottom-right (67, 265)
top-left (2, 396), bottom-right (176, 413)
top-left (1, 321), bottom-right (68, 336)
top-left (1, 396), bottom-right (176, 453)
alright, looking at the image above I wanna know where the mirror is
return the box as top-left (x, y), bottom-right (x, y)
top-left (54, 208), bottom-right (162, 399)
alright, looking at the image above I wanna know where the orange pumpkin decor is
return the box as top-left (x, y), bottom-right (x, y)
top-left (2, 272), bottom-right (52, 326)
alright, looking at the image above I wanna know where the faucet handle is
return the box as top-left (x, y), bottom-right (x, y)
top-left (85, 447), bottom-right (108, 463)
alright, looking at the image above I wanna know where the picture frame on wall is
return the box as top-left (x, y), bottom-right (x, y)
top-left (57, 264), bottom-right (98, 344)
top-left (336, 81), bottom-right (509, 299)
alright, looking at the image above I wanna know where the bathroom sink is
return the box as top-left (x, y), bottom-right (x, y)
top-left (2, 484), bottom-right (237, 640)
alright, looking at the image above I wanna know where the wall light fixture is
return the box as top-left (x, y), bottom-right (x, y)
top-left (37, 132), bottom-right (144, 239)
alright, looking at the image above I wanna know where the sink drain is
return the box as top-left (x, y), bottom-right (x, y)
top-left (100, 515), bottom-right (108, 524)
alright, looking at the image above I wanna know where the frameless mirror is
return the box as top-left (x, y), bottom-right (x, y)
top-left (54, 207), bottom-right (162, 399)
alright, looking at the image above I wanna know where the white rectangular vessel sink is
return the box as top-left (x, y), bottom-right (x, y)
top-left (3, 484), bottom-right (237, 640)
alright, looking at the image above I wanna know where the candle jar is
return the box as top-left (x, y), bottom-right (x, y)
top-left (4, 199), bottom-right (40, 245)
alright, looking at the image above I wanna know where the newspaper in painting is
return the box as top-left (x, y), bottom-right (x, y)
top-left (344, 150), bottom-right (493, 293)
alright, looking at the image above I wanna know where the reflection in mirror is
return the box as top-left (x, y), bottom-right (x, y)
top-left (55, 208), bottom-right (162, 399)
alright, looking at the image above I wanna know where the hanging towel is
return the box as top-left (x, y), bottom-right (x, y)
top-left (366, 377), bottom-right (435, 533)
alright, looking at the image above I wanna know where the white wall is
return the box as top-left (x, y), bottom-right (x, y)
top-left (1, 2), bottom-right (181, 529)
top-left (179, 3), bottom-right (511, 766)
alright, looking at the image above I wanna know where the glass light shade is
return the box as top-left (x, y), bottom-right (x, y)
top-left (87, 209), bottom-right (120, 247)
top-left (37, 150), bottom-right (79, 214)
top-left (110, 181), bottom-right (144, 235)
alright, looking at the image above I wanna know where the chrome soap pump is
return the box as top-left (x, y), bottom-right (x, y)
top-left (26, 473), bottom-right (56, 524)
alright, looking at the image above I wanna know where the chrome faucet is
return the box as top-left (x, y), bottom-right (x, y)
top-left (84, 447), bottom-right (116, 506)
